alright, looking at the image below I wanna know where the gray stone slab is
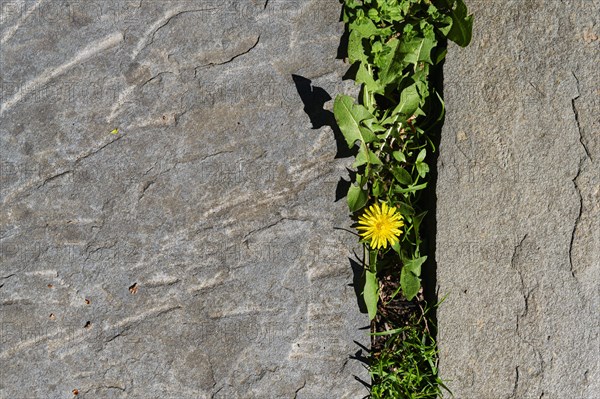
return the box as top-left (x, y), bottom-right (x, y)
top-left (0, 1), bottom-right (368, 398)
top-left (437, 0), bottom-right (599, 398)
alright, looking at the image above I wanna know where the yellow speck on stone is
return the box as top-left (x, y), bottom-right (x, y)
top-left (110, 128), bottom-right (119, 135)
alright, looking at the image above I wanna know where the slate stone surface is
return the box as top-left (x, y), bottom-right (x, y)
top-left (0, 1), bottom-right (369, 398)
top-left (437, 0), bottom-right (599, 398)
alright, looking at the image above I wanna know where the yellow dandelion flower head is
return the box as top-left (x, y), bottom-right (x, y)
top-left (357, 202), bottom-right (404, 250)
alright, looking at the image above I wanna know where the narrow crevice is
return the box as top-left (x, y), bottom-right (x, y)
top-left (421, 40), bottom-right (446, 334)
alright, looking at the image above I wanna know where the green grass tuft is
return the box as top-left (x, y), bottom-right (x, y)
top-left (369, 306), bottom-right (451, 399)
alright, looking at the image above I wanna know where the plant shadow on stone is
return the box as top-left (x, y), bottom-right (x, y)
top-left (292, 74), bottom-right (367, 312)
top-left (293, 73), bottom-right (371, 392)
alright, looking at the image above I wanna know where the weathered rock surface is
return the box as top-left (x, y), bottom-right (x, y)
top-left (0, 1), bottom-right (368, 398)
top-left (437, 0), bottom-right (599, 398)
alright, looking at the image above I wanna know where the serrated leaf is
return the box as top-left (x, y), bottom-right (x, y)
top-left (350, 17), bottom-right (379, 38)
top-left (363, 118), bottom-right (386, 132)
top-left (441, 0), bottom-right (473, 47)
top-left (364, 269), bottom-right (379, 320)
top-left (400, 256), bottom-right (427, 301)
top-left (333, 95), bottom-right (377, 148)
top-left (347, 184), bottom-right (368, 212)
top-left (356, 63), bottom-right (381, 92)
top-left (394, 83), bottom-right (421, 117)
top-left (378, 38), bottom-right (398, 66)
top-left (379, 35), bottom-right (437, 86)
top-left (403, 256), bottom-right (427, 277)
top-left (348, 30), bottom-right (367, 63)
top-left (428, 4), bottom-right (453, 35)
top-left (367, 8), bottom-right (379, 22)
top-left (377, 39), bottom-right (404, 84)
top-left (400, 266), bottom-right (420, 300)
top-left (401, 36), bottom-right (437, 65)
top-left (353, 142), bottom-right (383, 168)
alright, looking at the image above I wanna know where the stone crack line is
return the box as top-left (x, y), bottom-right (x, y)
top-left (2, 135), bottom-right (123, 204)
top-left (293, 378), bottom-right (307, 398)
top-left (510, 235), bottom-right (527, 283)
top-left (194, 36), bottom-right (261, 75)
top-left (132, 7), bottom-right (221, 59)
top-left (0, 273), bottom-right (17, 289)
top-left (569, 72), bottom-right (588, 280)
top-left (569, 170), bottom-right (583, 280)
top-left (242, 217), bottom-right (309, 242)
top-left (511, 366), bottom-right (520, 399)
top-left (570, 72), bottom-right (592, 161)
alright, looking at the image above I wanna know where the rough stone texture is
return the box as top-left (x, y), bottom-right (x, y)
top-left (437, 0), bottom-right (599, 398)
top-left (0, 1), bottom-right (369, 398)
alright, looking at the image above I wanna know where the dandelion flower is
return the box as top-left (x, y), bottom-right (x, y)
top-left (357, 202), bottom-right (404, 250)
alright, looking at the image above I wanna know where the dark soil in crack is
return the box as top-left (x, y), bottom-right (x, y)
top-left (370, 266), bottom-right (424, 356)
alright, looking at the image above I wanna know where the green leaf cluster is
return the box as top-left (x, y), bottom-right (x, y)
top-left (334, 0), bottom-right (472, 312)
top-left (369, 305), bottom-right (451, 398)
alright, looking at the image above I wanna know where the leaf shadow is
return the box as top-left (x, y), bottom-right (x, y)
top-left (348, 257), bottom-right (367, 314)
top-left (291, 74), bottom-right (354, 159)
